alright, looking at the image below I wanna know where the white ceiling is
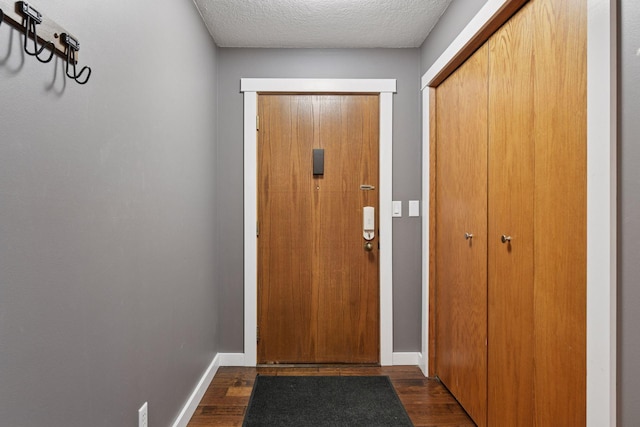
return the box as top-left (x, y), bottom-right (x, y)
top-left (192, 0), bottom-right (454, 48)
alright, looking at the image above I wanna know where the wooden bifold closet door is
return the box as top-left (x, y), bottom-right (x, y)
top-left (435, 43), bottom-right (489, 427)
top-left (487, 5), bottom-right (536, 425)
top-left (433, 0), bottom-right (586, 425)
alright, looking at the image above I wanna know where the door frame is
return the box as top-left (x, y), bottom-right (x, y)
top-left (420, 1), bottom-right (616, 426)
top-left (241, 78), bottom-right (397, 366)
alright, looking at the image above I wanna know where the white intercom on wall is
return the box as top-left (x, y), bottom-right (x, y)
top-left (363, 206), bottom-right (375, 241)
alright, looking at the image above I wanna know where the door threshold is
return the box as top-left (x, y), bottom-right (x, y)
top-left (256, 363), bottom-right (381, 368)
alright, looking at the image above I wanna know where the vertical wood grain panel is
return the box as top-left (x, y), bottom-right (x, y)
top-left (435, 44), bottom-right (489, 427)
top-left (487, 4), bottom-right (535, 425)
top-left (428, 87), bottom-right (438, 377)
top-left (316, 95), bottom-right (379, 363)
top-left (257, 95), bottom-right (316, 363)
top-left (532, 0), bottom-right (587, 424)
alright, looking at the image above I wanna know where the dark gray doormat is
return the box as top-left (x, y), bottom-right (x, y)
top-left (242, 375), bottom-right (414, 426)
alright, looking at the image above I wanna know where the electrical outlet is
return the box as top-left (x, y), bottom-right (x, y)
top-left (138, 402), bottom-right (148, 427)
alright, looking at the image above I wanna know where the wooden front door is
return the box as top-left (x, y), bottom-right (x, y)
top-left (257, 94), bottom-right (380, 364)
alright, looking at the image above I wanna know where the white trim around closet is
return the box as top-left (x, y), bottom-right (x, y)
top-left (586, 1), bottom-right (617, 425)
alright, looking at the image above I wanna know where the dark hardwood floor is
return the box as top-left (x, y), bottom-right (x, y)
top-left (187, 365), bottom-right (475, 426)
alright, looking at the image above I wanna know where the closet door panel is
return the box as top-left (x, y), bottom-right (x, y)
top-left (435, 44), bottom-right (488, 427)
top-left (487, 4), bottom-right (535, 426)
top-left (532, 0), bottom-right (587, 424)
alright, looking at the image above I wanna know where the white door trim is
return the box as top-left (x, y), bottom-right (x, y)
top-left (420, 1), bottom-right (616, 425)
top-left (241, 79), bottom-right (397, 366)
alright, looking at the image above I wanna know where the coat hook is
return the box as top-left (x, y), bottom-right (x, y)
top-left (18, 1), bottom-right (55, 63)
top-left (61, 33), bottom-right (91, 85)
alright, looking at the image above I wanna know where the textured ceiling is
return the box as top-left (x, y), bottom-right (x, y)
top-left (192, 0), bottom-right (453, 48)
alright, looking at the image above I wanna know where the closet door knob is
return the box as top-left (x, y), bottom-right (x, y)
top-left (501, 235), bottom-right (511, 243)
top-left (465, 232), bottom-right (473, 240)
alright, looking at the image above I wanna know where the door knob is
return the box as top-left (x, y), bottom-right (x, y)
top-left (465, 232), bottom-right (473, 240)
top-left (501, 235), bottom-right (511, 243)
top-left (364, 242), bottom-right (373, 252)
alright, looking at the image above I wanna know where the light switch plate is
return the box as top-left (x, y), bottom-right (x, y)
top-left (409, 200), bottom-right (420, 217)
top-left (392, 201), bottom-right (402, 217)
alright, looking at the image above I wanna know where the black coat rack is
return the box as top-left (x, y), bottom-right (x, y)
top-left (0, 0), bottom-right (92, 85)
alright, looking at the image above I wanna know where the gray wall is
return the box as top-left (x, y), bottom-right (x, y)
top-left (0, 0), bottom-right (219, 426)
top-left (216, 48), bottom-right (423, 352)
top-left (420, 0), bottom-right (488, 73)
top-left (618, 0), bottom-right (640, 424)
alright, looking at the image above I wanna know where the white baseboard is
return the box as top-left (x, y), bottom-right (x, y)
top-left (416, 352), bottom-right (428, 377)
top-left (172, 354), bottom-right (220, 427)
top-left (219, 353), bottom-right (246, 366)
top-left (392, 352), bottom-right (420, 366)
